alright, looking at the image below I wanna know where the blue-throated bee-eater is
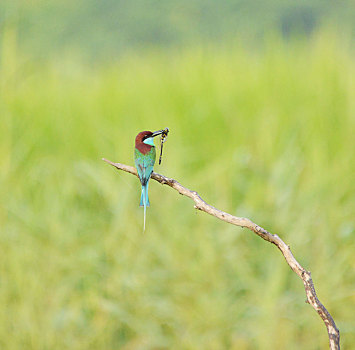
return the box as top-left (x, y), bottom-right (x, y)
top-left (134, 129), bottom-right (167, 231)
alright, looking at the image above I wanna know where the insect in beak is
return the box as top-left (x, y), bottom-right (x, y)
top-left (158, 128), bottom-right (169, 165)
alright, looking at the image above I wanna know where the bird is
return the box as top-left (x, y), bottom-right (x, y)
top-left (134, 129), bottom-right (166, 232)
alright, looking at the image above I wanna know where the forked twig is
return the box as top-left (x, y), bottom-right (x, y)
top-left (102, 158), bottom-right (340, 349)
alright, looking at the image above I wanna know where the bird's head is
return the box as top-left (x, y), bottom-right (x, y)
top-left (135, 129), bottom-right (167, 147)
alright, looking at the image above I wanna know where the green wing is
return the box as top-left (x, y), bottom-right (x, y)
top-left (134, 148), bottom-right (156, 185)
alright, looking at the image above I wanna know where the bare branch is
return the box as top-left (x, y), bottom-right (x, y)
top-left (102, 158), bottom-right (340, 349)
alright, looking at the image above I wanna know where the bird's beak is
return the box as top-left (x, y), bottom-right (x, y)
top-left (151, 128), bottom-right (169, 138)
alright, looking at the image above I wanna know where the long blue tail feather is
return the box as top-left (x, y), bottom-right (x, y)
top-left (140, 183), bottom-right (150, 232)
top-left (139, 184), bottom-right (150, 207)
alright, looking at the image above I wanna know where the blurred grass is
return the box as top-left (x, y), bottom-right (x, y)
top-left (0, 30), bottom-right (355, 349)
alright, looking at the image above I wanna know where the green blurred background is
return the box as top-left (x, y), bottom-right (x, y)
top-left (0, 1), bottom-right (354, 349)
